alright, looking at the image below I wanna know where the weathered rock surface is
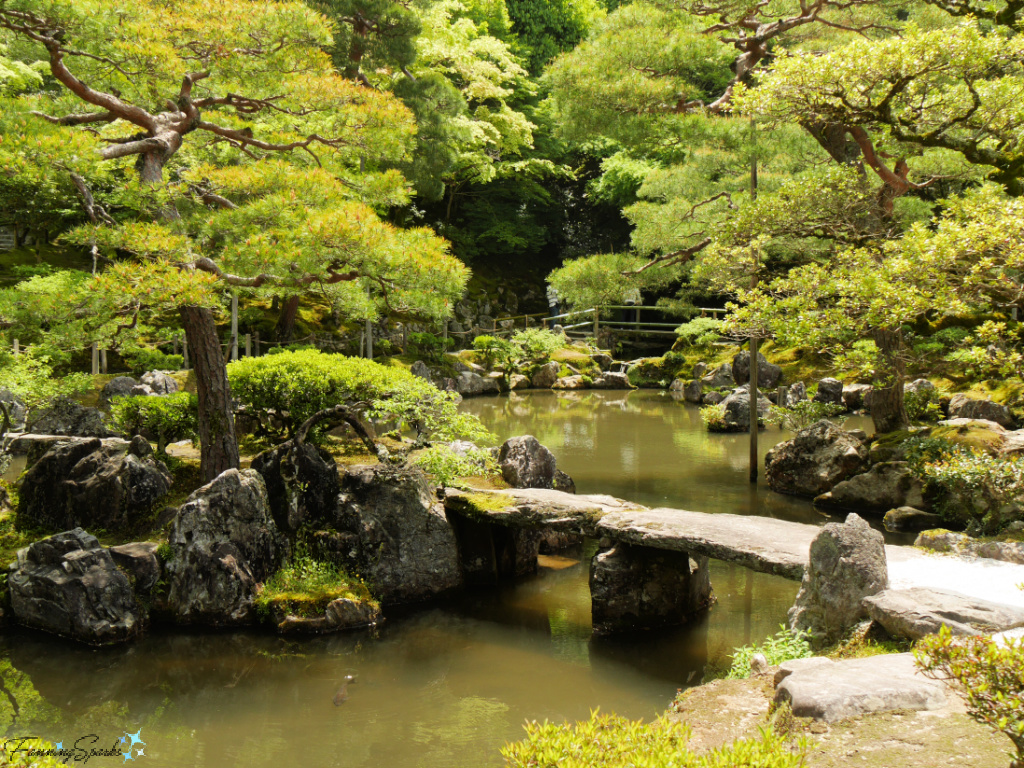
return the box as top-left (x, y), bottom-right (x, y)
top-left (140, 371), bottom-right (179, 395)
top-left (455, 371), bottom-right (501, 396)
top-left (509, 373), bottom-right (530, 390)
top-left (948, 394), bottom-right (1016, 429)
top-left (8, 528), bottom-right (142, 645)
top-left (1001, 429), bottom-right (1024, 457)
top-left (765, 421), bottom-right (868, 498)
top-left (813, 461), bottom-right (925, 513)
top-left (590, 543), bottom-right (711, 633)
top-left (702, 364), bottom-right (735, 389)
top-left (333, 465), bottom-right (462, 603)
top-left (692, 362), bottom-right (707, 379)
top-left (498, 435), bottom-right (576, 491)
top-left (251, 441), bottom-right (339, 533)
top-left (732, 351), bottom-right (782, 389)
top-left (531, 361), bottom-right (560, 389)
top-left (409, 360), bottom-right (432, 380)
top-left (27, 398), bottom-right (115, 437)
top-left (773, 656), bottom-right (834, 687)
top-left (590, 353), bottom-right (613, 371)
top-left (883, 506), bottom-right (943, 532)
top-left (165, 469), bottom-right (286, 626)
top-left (863, 587), bottom-right (1024, 640)
top-left (99, 377), bottom-right (138, 408)
top-left (905, 378), bottom-right (936, 396)
top-left (842, 383), bottom-right (872, 411)
top-left (109, 542), bottom-right (162, 593)
top-left (18, 438), bottom-right (171, 531)
top-left (782, 381), bottom-right (807, 408)
top-left (789, 513), bottom-right (888, 644)
top-left (774, 653), bottom-right (946, 722)
top-left (0, 389), bottom-right (27, 429)
top-left (702, 391), bottom-right (725, 406)
top-left (813, 378), bottom-right (844, 406)
top-left (914, 530), bottom-right (1024, 564)
top-left (716, 388), bottom-right (772, 432)
top-left (552, 374), bottom-right (587, 390)
top-left (269, 597), bottom-right (382, 635)
top-left (591, 372), bottom-right (631, 390)
top-left (445, 487), bottom-right (641, 535)
top-left (682, 379), bottom-right (703, 403)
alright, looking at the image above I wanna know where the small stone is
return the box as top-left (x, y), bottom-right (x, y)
top-left (750, 653), bottom-right (769, 675)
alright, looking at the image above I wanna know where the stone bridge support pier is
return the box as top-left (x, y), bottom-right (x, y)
top-left (448, 515), bottom-right (542, 585)
top-left (590, 543), bottom-right (713, 634)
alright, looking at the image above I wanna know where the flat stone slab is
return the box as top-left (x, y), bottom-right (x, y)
top-left (444, 488), bottom-right (643, 534)
top-left (597, 508), bottom-right (820, 579)
top-left (773, 656), bottom-right (834, 686)
top-left (774, 653), bottom-right (947, 722)
top-left (863, 587), bottom-right (1024, 641)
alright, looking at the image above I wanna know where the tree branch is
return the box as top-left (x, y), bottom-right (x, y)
top-left (293, 403), bottom-right (389, 462)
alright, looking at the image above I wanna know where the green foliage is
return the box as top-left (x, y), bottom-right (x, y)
top-left (227, 349), bottom-right (491, 445)
top-left (904, 387), bottom-right (943, 424)
top-left (407, 332), bottom-right (453, 364)
top-left (920, 449), bottom-right (1024, 534)
top-left (510, 328), bottom-right (567, 362)
top-left (412, 444), bottom-right (498, 487)
top-left (500, 709), bottom-right (808, 768)
top-left (726, 626), bottom-right (813, 680)
top-left (0, 351), bottom-right (91, 412)
top-left (700, 403), bottom-right (727, 431)
top-left (675, 317), bottom-right (724, 348)
top-left (506, 0), bottom-right (602, 74)
top-left (473, 334), bottom-right (518, 370)
top-left (109, 392), bottom-right (198, 454)
top-left (256, 543), bottom-right (377, 619)
top-left (766, 401), bottom-right (844, 432)
top-left (121, 348), bottom-right (183, 377)
top-left (916, 626), bottom-right (1024, 766)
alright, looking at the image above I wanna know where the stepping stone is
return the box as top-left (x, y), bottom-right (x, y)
top-left (774, 653), bottom-right (946, 722)
top-left (863, 587), bottom-right (1024, 641)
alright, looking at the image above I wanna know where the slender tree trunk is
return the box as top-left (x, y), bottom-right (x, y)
top-left (180, 305), bottom-right (240, 481)
top-left (869, 327), bottom-right (909, 434)
top-left (276, 295), bottom-right (301, 343)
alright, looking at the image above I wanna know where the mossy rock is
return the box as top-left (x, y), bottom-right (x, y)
top-left (931, 422), bottom-right (1006, 454)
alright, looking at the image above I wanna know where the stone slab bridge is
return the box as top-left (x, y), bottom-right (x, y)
top-left (441, 487), bottom-right (965, 635)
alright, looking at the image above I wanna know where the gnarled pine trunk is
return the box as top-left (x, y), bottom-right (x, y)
top-left (181, 305), bottom-right (240, 481)
top-left (869, 327), bottom-right (910, 434)
top-left (275, 295), bottom-right (301, 343)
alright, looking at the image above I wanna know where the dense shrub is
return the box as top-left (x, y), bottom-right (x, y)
top-left (407, 331), bottom-right (453, 363)
top-left (510, 328), bottom-right (567, 361)
top-left (700, 403), bottom-right (728, 431)
top-left (121, 347), bottom-right (183, 376)
top-left (675, 317), bottom-right (724, 347)
top-left (0, 352), bottom-right (91, 412)
top-left (109, 392), bottom-right (198, 453)
top-left (904, 386), bottom-right (943, 423)
top-left (766, 401), bottom-right (844, 431)
top-left (501, 710), bottom-right (808, 768)
top-left (227, 349), bottom-right (490, 445)
top-left (725, 626), bottom-right (812, 680)
top-left (916, 626), bottom-right (1024, 767)
top-left (413, 444), bottom-right (498, 487)
top-left (473, 335), bottom-right (518, 371)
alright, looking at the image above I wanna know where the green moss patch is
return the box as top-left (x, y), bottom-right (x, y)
top-left (931, 423), bottom-right (1006, 454)
top-left (257, 555), bottom-right (377, 620)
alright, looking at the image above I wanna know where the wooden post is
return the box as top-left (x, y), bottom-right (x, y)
top-left (91, 342), bottom-right (99, 375)
top-left (365, 319), bottom-right (373, 359)
top-left (244, 333), bottom-right (251, 357)
top-left (254, 331), bottom-right (260, 357)
top-left (183, 339), bottom-right (190, 370)
top-left (100, 349), bottom-right (108, 374)
top-left (230, 293), bottom-right (239, 362)
top-left (748, 117), bottom-right (760, 484)
top-left (359, 330), bottom-right (365, 358)
top-left (778, 385), bottom-right (788, 408)
top-left (173, 338), bottom-right (179, 357)
top-left (12, 338), bottom-right (19, 356)
top-left (593, 308), bottom-right (599, 338)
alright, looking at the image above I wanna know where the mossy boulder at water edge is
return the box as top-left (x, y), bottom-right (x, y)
top-left (765, 421), bottom-right (869, 497)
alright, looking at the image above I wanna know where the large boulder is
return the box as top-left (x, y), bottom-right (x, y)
top-left (409, 360), bottom-right (432, 380)
top-left (140, 371), bottom-right (179, 395)
top-left (455, 371), bottom-right (500, 396)
top-left (591, 372), bottom-right (631, 390)
top-left (732, 351), bottom-right (782, 388)
top-left (0, 389), bottom-right (28, 429)
top-left (765, 421), bottom-right (868, 498)
top-left (499, 435), bottom-right (559, 489)
top-left (813, 461), bottom-right (925, 514)
top-left (99, 376), bottom-right (138, 408)
top-left (882, 506), bottom-right (943, 533)
top-left (788, 513), bottom-right (888, 644)
top-left (842, 383), bottom-right (872, 412)
top-left (714, 387), bottom-right (771, 432)
top-left (18, 438), bottom-right (171, 531)
top-left (863, 587), bottom-right (1024, 641)
top-left (948, 393), bottom-right (1015, 429)
top-left (8, 528), bottom-right (142, 645)
top-left (812, 378), bottom-right (844, 406)
top-left (701, 364), bottom-right (735, 389)
top-left (250, 441), bottom-right (340, 533)
top-left (531, 361), bottom-right (560, 389)
top-left (782, 381), bottom-right (807, 408)
top-left (165, 469), bottom-right (286, 626)
top-left (681, 379), bottom-right (703, 403)
top-left (331, 465), bottom-right (462, 603)
top-left (27, 397), bottom-right (115, 437)
top-left (552, 375), bottom-right (587, 390)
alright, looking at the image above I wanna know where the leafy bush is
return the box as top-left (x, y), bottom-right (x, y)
top-left (121, 346), bottom-right (183, 376)
top-left (473, 335), bottom-right (518, 370)
top-left (407, 331), bottom-right (453, 363)
top-left (920, 449), bottom-right (1024, 534)
top-left (675, 316), bottom-right (724, 348)
top-left (766, 401), bottom-right (844, 431)
top-left (227, 349), bottom-right (491, 445)
top-left (412, 445), bottom-right (498, 487)
top-left (501, 710), bottom-right (808, 768)
top-left (916, 626), bottom-right (1024, 766)
top-left (9, 263), bottom-right (57, 279)
top-left (904, 386), bottom-right (943, 423)
top-left (109, 392), bottom-right (198, 453)
top-left (0, 352), bottom-right (91, 411)
top-left (700, 403), bottom-right (728, 431)
top-left (726, 626), bottom-right (812, 679)
top-left (510, 328), bottom-right (567, 362)
top-left (256, 544), bottom-right (377, 619)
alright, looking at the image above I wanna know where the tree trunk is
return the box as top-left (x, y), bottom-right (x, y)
top-left (275, 295), bottom-right (301, 343)
top-left (869, 327), bottom-right (909, 434)
top-left (180, 305), bottom-right (240, 481)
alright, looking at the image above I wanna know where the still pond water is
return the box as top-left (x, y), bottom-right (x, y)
top-left (1, 391), bottom-right (871, 767)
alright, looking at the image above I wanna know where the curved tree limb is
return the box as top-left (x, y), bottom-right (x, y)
top-left (293, 403), bottom-right (389, 462)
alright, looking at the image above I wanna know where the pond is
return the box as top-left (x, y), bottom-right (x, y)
top-left (0, 390), bottom-right (872, 767)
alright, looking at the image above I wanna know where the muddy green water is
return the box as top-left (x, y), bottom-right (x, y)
top-left (0, 391), bottom-right (869, 767)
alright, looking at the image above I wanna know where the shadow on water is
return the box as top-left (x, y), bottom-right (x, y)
top-left (0, 389), bottom-right (891, 766)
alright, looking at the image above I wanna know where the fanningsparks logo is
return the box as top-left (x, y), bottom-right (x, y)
top-left (2, 728), bottom-right (147, 763)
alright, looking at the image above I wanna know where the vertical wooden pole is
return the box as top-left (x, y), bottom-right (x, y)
top-left (245, 333), bottom-right (251, 357)
top-left (778, 385), bottom-right (788, 408)
top-left (443, 319), bottom-right (449, 344)
top-left (230, 293), bottom-right (239, 362)
top-left (100, 349), bottom-right (108, 374)
top-left (359, 330), bottom-right (365, 358)
top-left (365, 319), bottom-right (373, 359)
top-left (91, 343), bottom-right (99, 375)
top-left (593, 308), bottom-right (599, 338)
top-left (254, 331), bottom-right (260, 357)
top-left (183, 340), bottom-right (190, 370)
top-left (12, 338), bottom-right (19, 356)
top-left (402, 324), bottom-right (408, 354)
top-left (749, 117), bottom-right (760, 484)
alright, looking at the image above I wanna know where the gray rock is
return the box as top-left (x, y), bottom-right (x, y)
top-left (813, 378), bottom-right (844, 406)
top-left (27, 397), bottom-right (115, 437)
top-left (140, 371), bottom-right (179, 395)
top-left (783, 381), bottom-right (807, 408)
top-left (914, 530), bottom-right (1024, 564)
top-left (883, 507), bottom-right (943, 533)
top-left (750, 653), bottom-right (770, 675)
top-left (774, 653), bottom-right (946, 722)
top-left (949, 393), bottom-right (1015, 428)
top-left (130, 384), bottom-right (156, 397)
top-left (455, 371), bottom-right (500, 396)
top-left (765, 421), bottom-right (869, 498)
top-left (531, 361), bottom-right (560, 389)
top-left (109, 542), bottom-right (162, 593)
top-left (1002, 430), bottom-right (1024, 457)
top-left (128, 434), bottom-right (153, 458)
top-left (863, 587), bottom-right (1024, 640)
top-left (773, 656), bottom-right (834, 687)
top-left (591, 372), bottom-right (631, 390)
top-left (701, 364), bottom-right (734, 389)
top-left (165, 469), bottom-right (286, 626)
top-left (509, 374), bottom-right (530, 390)
top-left (251, 441), bottom-right (340, 533)
top-left (8, 528), bottom-right (142, 645)
top-left (589, 353), bottom-right (613, 371)
top-left (684, 379), bottom-right (703, 404)
top-left (692, 362), bottom-right (707, 379)
top-left (332, 465), bottom-right (462, 603)
top-left (17, 438), bottom-right (171, 532)
top-left (270, 596), bottom-right (381, 634)
top-left (0, 389), bottom-right (27, 430)
top-left (553, 469), bottom-right (576, 494)
top-left (914, 529), bottom-right (969, 554)
top-left (552, 375), bottom-right (587, 390)
top-left (789, 513), bottom-right (888, 644)
top-left (732, 351), bottom-right (782, 388)
top-left (716, 387), bottom-right (772, 431)
top-left (813, 461), bottom-right (924, 514)
top-left (905, 379), bottom-right (936, 396)
top-left (842, 383), bottom-right (873, 411)
top-left (669, 379), bottom-right (685, 392)
top-left (590, 543), bottom-right (711, 634)
top-left (409, 360), bottom-right (432, 380)
top-left (499, 435), bottom-right (558, 489)
top-left (702, 391), bottom-right (725, 406)
top-left (99, 377), bottom-right (139, 408)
